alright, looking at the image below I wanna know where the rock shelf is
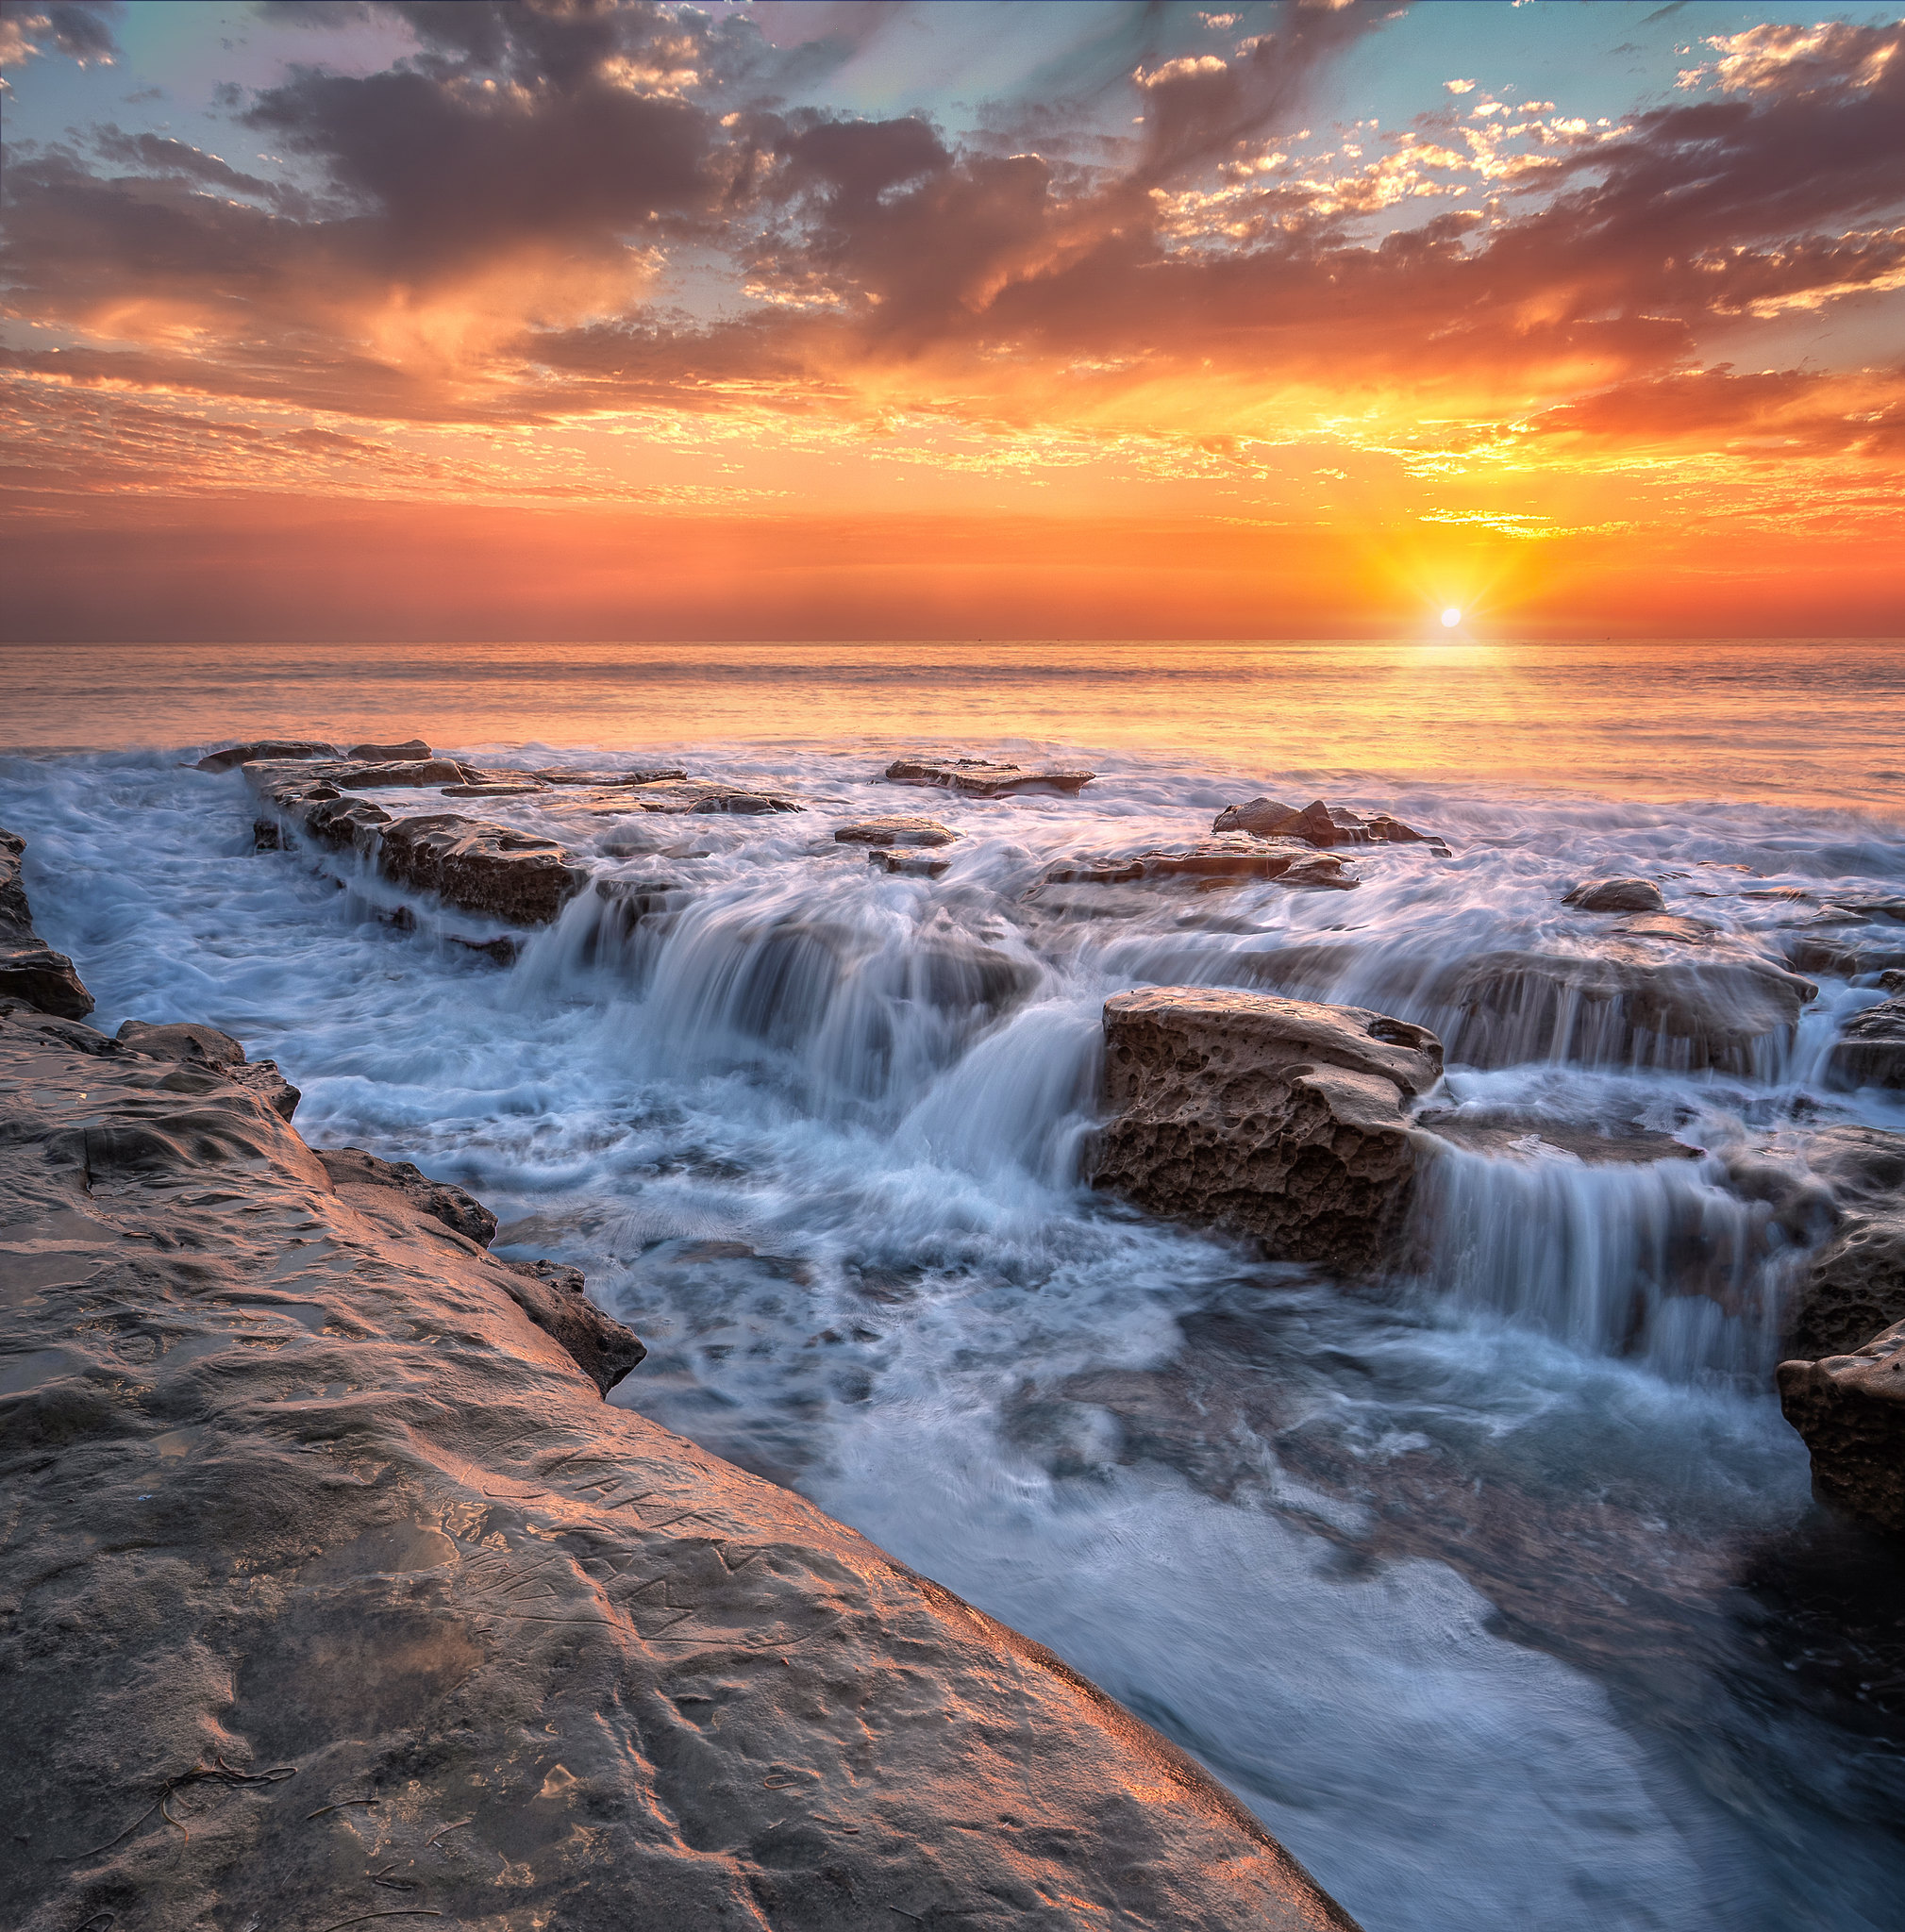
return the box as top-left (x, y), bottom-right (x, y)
top-left (886, 757), bottom-right (1095, 797)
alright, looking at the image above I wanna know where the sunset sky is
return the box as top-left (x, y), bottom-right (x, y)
top-left (2, 0), bottom-right (1901, 641)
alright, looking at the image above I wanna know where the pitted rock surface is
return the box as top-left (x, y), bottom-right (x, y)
top-left (1094, 987), bottom-right (1444, 1276)
top-left (1780, 1320), bottom-right (1905, 1537)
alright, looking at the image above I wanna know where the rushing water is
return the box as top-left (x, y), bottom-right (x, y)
top-left (3, 643), bottom-right (1904, 1932)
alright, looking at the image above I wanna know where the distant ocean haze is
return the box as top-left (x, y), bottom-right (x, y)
top-left (3, 637), bottom-right (1900, 813)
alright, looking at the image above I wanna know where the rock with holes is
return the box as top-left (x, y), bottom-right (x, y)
top-left (0, 826), bottom-right (92, 1020)
top-left (1094, 987), bottom-right (1444, 1275)
top-left (0, 998), bottom-right (1357, 1932)
top-left (1780, 1319), bottom-right (1905, 1537)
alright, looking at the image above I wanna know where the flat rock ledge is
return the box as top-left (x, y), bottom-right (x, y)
top-left (1047, 839), bottom-right (1356, 891)
top-left (0, 1018), bottom-right (1355, 1930)
top-left (0, 828), bottom-right (93, 1019)
top-left (1780, 1324), bottom-right (1905, 1537)
top-left (1211, 797), bottom-right (1447, 853)
top-left (1093, 987), bottom-right (1444, 1276)
top-left (886, 757), bottom-right (1095, 797)
top-left (248, 763), bottom-right (588, 927)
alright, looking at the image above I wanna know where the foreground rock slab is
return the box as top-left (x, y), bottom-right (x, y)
top-left (0, 1004), bottom-right (1356, 1932)
top-left (886, 757), bottom-right (1095, 797)
top-left (1780, 1321), bottom-right (1905, 1537)
top-left (0, 826), bottom-right (92, 1018)
top-left (1095, 987), bottom-right (1443, 1275)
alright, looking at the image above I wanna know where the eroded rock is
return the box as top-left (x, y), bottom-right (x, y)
top-left (1829, 995), bottom-right (1905, 1090)
top-left (0, 825), bottom-right (92, 1019)
top-left (0, 1001), bottom-right (1353, 1932)
top-left (1210, 798), bottom-right (1446, 852)
top-left (1046, 839), bottom-right (1356, 891)
top-left (315, 1144), bottom-right (498, 1245)
top-left (116, 1018), bottom-right (301, 1122)
top-left (377, 814), bottom-right (589, 926)
top-left (1564, 877), bottom-right (1666, 914)
top-left (1094, 987), bottom-right (1443, 1275)
top-left (886, 757), bottom-right (1095, 797)
top-left (835, 816), bottom-right (959, 848)
top-left (195, 740), bottom-right (338, 773)
top-left (1780, 1323), bottom-right (1905, 1537)
top-left (345, 737), bottom-right (430, 759)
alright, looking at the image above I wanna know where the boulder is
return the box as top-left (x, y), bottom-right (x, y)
top-left (377, 814), bottom-right (590, 927)
top-left (1428, 947), bottom-right (1815, 1074)
top-left (0, 1000), bottom-right (1354, 1932)
top-left (315, 1144), bottom-right (499, 1246)
top-left (1779, 1323), bottom-right (1905, 1537)
top-left (195, 740), bottom-right (338, 773)
top-left (1210, 798), bottom-right (1446, 852)
top-left (1828, 995), bottom-right (1905, 1090)
top-left (1094, 987), bottom-right (1443, 1275)
top-left (886, 757), bottom-right (1095, 797)
top-left (834, 816), bottom-right (959, 848)
top-left (1211, 796), bottom-right (1297, 836)
top-left (1564, 877), bottom-right (1667, 914)
top-left (116, 1018), bottom-right (301, 1122)
top-left (1046, 840), bottom-right (1356, 891)
top-left (345, 737), bottom-right (430, 759)
top-left (0, 825), bottom-right (92, 1019)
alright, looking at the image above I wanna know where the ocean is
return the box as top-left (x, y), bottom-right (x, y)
top-left (3, 636), bottom-right (1902, 1931)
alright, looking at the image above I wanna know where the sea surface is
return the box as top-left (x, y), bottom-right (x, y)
top-left (4, 638), bottom-right (1904, 1932)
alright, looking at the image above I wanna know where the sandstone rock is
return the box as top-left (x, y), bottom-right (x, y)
top-left (0, 826), bottom-right (92, 1019)
top-left (1564, 877), bottom-right (1666, 914)
top-left (530, 766), bottom-right (689, 786)
top-left (1211, 796), bottom-right (1297, 836)
top-left (1429, 947), bottom-right (1815, 1074)
top-left (315, 1144), bottom-right (499, 1245)
top-left (116, 1018), bottom-right (301, 1122)
top-left (195, 740), bottom-right (338, 773)
top-left (1094, 987), bottom-right (1443, 1275)
top-left (1828, 995), bottom-right (1905, 1090)
top-left (499, 1257), bottom-right (647, 1397)
top-left (1613, 913), bottom-right (1718, 945)
top-left (835, 816), bottom-right (960, 848)
top-left (627, 781), bottom-right (804, 815)
top-left (1046, 840), bottom-right (1356, 891)
top-left (1789, 934), bottom-right (1905, 978)
top-left (886, 757), bottom-right (1095, 797)
top-left (345, 736), bottom-right (430, 759)
top-left (442, 781), bottom-right (545, 797)
top-left (869, 851), bottom-right (952, 878)
top-left (378, 814), bottom-right (589, 926)
top-left (0, 1001), bottom-right (1354, 1932)
top-left (335, 758), bottom-right (477, 789)
top-left (1779, 1323), bottom-right (1905, 1537)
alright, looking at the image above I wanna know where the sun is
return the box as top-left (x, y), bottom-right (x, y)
top-left (1440, 607), bottom-right (1462, 628)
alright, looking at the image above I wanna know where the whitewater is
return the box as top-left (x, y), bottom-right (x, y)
top-left (3, 676), bottom-right (1903, 1929)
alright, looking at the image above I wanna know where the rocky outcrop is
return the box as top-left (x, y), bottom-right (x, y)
top-left (1779, 1324), bottom-right (1905, 1537)
top-left (1564, 877), bottom-right (1665, 914)
top-left (1046, 841), bottom-right (1356, 891)
top-left (0, 827), bottom-right (92, 1020)
top-left (247, 765), bottom-right (589, 927)
top-left (886, 757), bottom-right (1095, 797)
top-left (1788, 932), bottom-right (1905, 978)
top-left (1210, 798), bottom-right (1446, 852)
top-left (335, 758), bottom-right (478, 789)
top-left (1429, 946), bottom-right (1815, 1074)
top-left (1828, 995), bottom-right (1905, 1090)
top-left (531, 766), bottom-right (689, 786)
top-left (1094, 988), bottom-right (1443, 1275)
top-left (834, 816), bottom-right (959, 848)
top-left (195, 740), bottom-right (338, 773)
top-left (627, 781), bottom-right (804, 815)
top-left (315, 1144), bottom-right (498, 1245)
top-left (0, 1001), bottom-right (1355, 1932)
top-left (115, 1019), bottom-right (301, 1123)
top-left (346, 736), bottom-right (431, 759)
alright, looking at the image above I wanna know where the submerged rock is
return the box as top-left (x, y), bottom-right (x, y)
top-left (195, 739), bottom-right (338, 772)
top-left (530, 766), bottom-right (689, 786)
top-left (1094, 987), bottom-right (1444, 1275)
top-left (627, 781), bottom-right (804, 815)
top-left (1780, 1323), bottom-right (1905, 1537)
top-left (886, 756), bottom-right (1095, 797)
top-left (1829, 995), bottom-right (1905, 1090)
top-left (1564, 877), bottom-right (1666, 914)
top-left (116, 1018), bottom-right (301, 1122)
top-left (0, 826), bottom-right (92, 1019)
top-left (1047, 839), bottom-right (1356, 891)
top-left (835, 815), bottom-right (959, 847)
top-left (0, 1001), bottom-right (1353, 1932)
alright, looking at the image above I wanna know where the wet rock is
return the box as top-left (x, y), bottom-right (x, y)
top-left (302, 792), bottom-right (394, 852)
top-left (530, 766), bottom-right (689, 785)
top-left (1780, 1323), bottom-right (1905, 1537)
top-left (1212, 798), bottom-right (1446, 852)
top-left (1429, 947), bottom-right (1815, 1074)
top-left (499, 1258), bottom-right (646, 1396)
top-left (1613, 913), bottom-right (1719, 945)
top-left (1094, 987), bottom-right (1444, 1275)
top-left (251, 817), bottom-right (283, 852)
top-left (1047, 839), bottom-right (1356, 891)
top-left (116, 1018), bottom-right (301, 1122)
top-left (1418, 1110), bottom-right (1702, 1166)
top-left (869, 850), bottom-right (952, 878)
top-left (0, 1001), bottom-right (1351, 1932)
top-left (450, 932), bottom-right (522, 966)
top-left (886, 756), bottom-right (1095, 797)
top-left (194, 739), bottom-right (338, 773)
top-left (345, 736), bottom-right (430, 759)
top-left (1829, 995), bottom-right (1905, 1090)
top-left (316, 1144), bottom-right (499, 1246)
top-left (627, 781), bottom-right (804, 815)
top-left (0, 825), bottom-right (92, 1019)
top-left (835, 815), bottom-right (959, 848)
top-left (1565, 877), bottom-right (1666, 914)
top-left (377, 815), bottom-right (588, 925)
top-left (335, 758), bottom-right (476, 789)
top-left (442, 781), bottom-right (544, 797)
top-left (1789, 934), bottom-right (1905, 979)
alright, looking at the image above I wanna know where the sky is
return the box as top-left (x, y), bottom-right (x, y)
top-left (1, 0), bottom-right (1900, 642)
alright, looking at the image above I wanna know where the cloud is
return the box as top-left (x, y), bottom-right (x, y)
top-left (0, 0), bottom-right (119, 70)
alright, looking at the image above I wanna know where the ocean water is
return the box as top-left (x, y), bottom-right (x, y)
top-left (3, 639), bottom-right (1904, 1931)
